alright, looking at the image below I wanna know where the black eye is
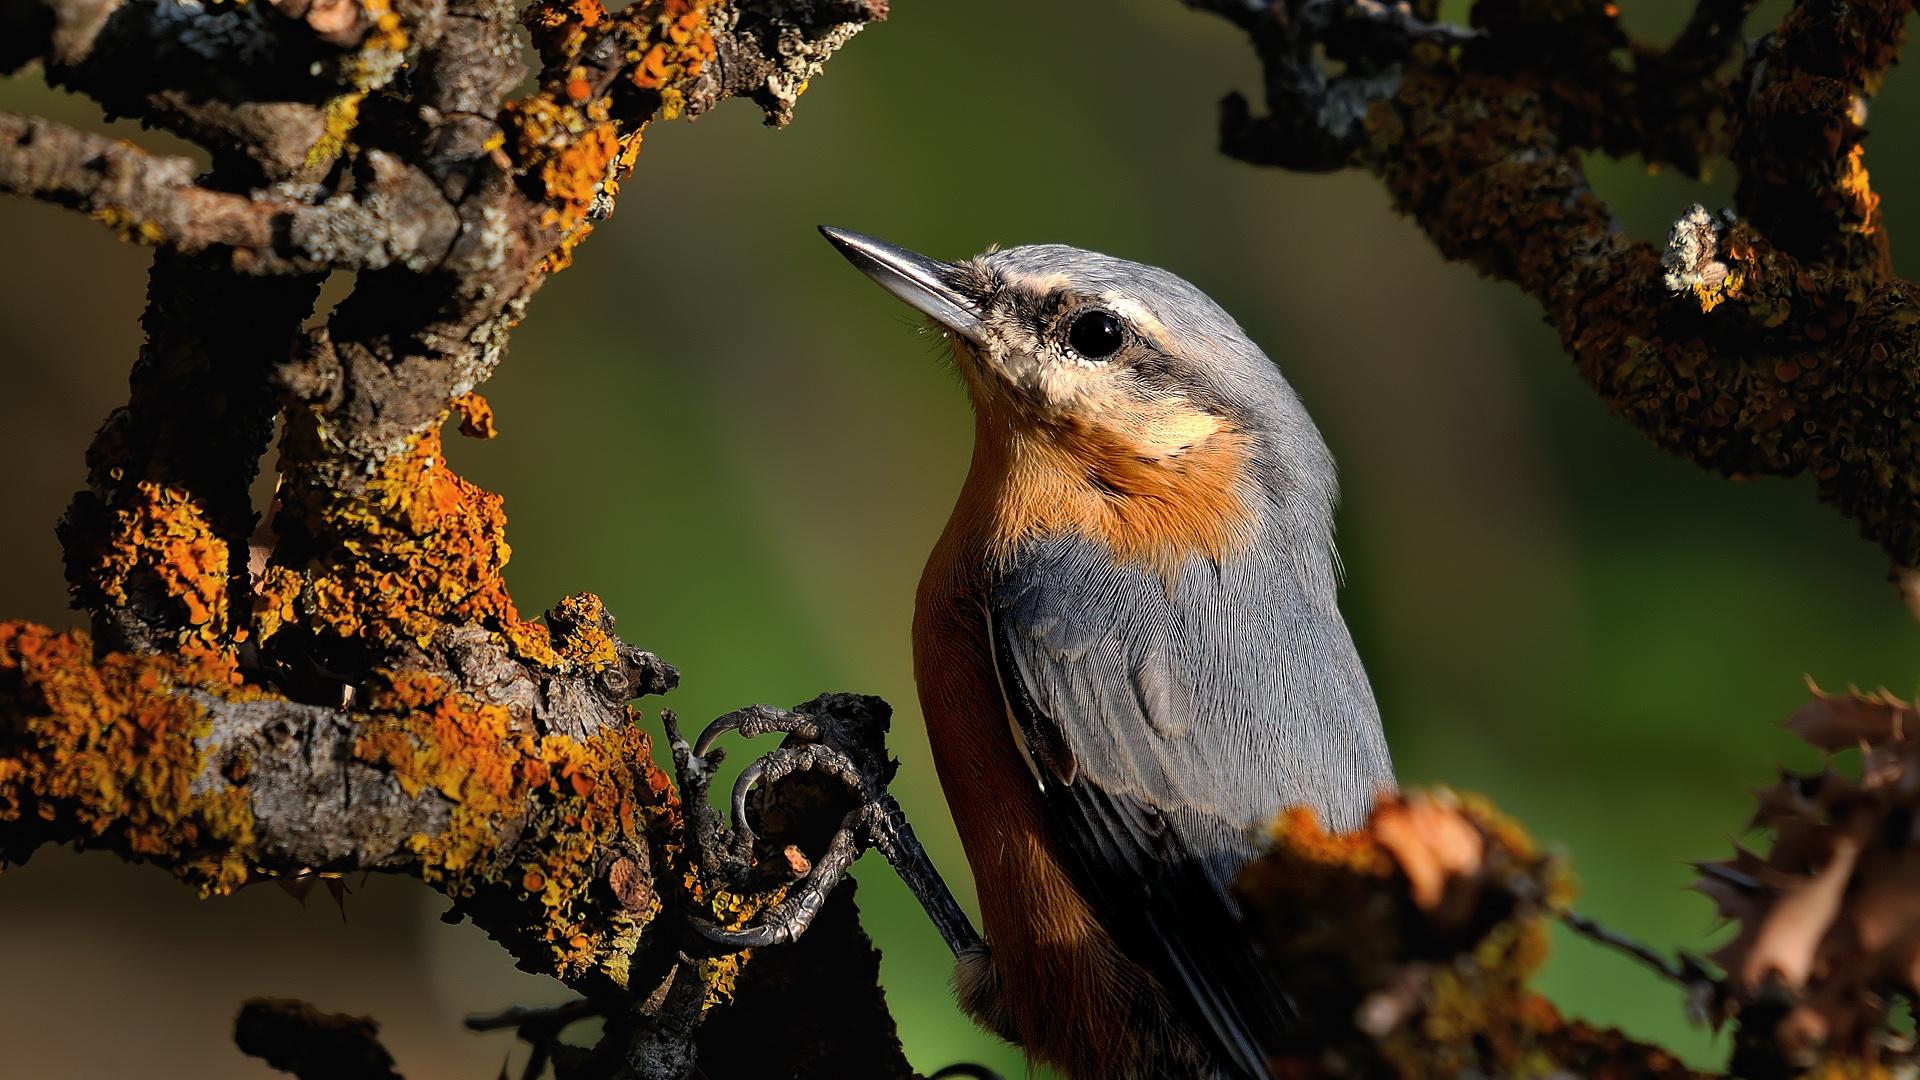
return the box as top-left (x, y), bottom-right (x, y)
top-left (1067, 310), bottom-right (1124, 359)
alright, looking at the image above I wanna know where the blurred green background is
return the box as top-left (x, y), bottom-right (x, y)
top-left (2, 0), bottom-right (1916, 1075)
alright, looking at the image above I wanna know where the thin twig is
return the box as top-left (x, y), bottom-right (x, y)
top-left (1559, 909), bottom-right (1719, 990)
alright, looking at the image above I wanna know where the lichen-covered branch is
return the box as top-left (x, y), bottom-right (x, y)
top-left (1201, 0), bottom-right (1920, 572)
top-left (1225, 789), bottom-right (1717, 1080)
top-left (0, 113), bottom-right (283, 250)
top-left (1350, 682), bottom-right (1920, 1080)
top-left (0, 0), bottom-right (896, 1074)
top-left (1221, 723), bottom-right (1920, 1080)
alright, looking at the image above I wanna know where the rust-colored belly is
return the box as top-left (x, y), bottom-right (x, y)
top-left (912, 544), bottom-right (1207, 1080)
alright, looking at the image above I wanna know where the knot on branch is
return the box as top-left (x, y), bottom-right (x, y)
top-left (1663, 202), bottom-right (1737, 296)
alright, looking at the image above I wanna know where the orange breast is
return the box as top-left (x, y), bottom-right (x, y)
top-left (981, 405), bottom-right (1255, 579)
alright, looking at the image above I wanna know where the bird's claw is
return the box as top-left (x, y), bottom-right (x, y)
top-left (694, 703), bottom-right (824, 757)
top-left (670, 694), bottom-right (982, 958)
top-left (687, 807), bottom-right (863, 949)
top-left (727, 740), bottom-right (874, 848)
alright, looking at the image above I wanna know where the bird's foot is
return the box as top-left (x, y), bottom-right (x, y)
top-left (670, 693), bottom-right (981, 956)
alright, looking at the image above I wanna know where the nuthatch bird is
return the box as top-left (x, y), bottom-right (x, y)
top-left (821, 228), bottom-right (1395, 1080)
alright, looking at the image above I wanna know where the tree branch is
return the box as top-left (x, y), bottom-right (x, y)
top-left (0, 113), bottom-right (468, 273)
top-left (1206, 0), bottom-right (1920, 571)
top-left (1, 0), bottom-right (895, 1072)
top-left (0, 112), bottom-right (280, 249)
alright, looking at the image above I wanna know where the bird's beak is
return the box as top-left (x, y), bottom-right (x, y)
top-left (818, 226), bottom-right (987, 346)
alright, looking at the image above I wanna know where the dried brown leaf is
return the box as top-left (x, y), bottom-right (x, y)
top-left (1738, 832), bottom-right (1860, 990)
top-left (1845, 846), bottom-right (1920, 985)
top-left (1786, 682), bottom-right (1913, 752)
top-left (1750, 771), bottom-right (1834, 832)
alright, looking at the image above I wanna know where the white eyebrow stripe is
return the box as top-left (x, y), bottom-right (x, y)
top-left (1104, 295), bottom-right (1172, 348)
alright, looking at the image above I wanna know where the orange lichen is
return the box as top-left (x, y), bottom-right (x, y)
top-left (267, 409), bottom-right (557, 665)
top-left (1836, 144), bottom-right (1881, 234)
top-left (625, 0), bottom-right (720, 121)
top-left (541, 122), bottom-right (618, 228)
top-left (354, 671), bottom-right (677, 982)
top-left (508, 0), bottom-right (722, 275)
top-left (1266, 804), bottom-right (1396, 876)
top-left (0, 611), bottom-right (684, 983)
top-left (1802, 1060), bottom-right (1899, 1080)
top-left (0, 622), bottom-right (259, 894)
top-left (451, 392), bottom-right (498, 440)
top-left (524, 0), bottom-right (607, 59)
top-left (65, 480), bottom-right (233, 647)
top-left (546, 593), bottom-right (621, 670)
top-left (1240, 789), bottom-right (1608, 1080)
top-left (252, 564), bottom-right (303, 642)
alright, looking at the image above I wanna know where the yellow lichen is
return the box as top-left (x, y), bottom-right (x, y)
top-left (0, 622), bottom-right (260, 894)
top-left (88, 206), bottom-right (167, 246)
top-left (354, 671), bottom-right (676, 982)
top-left (66, 480), bottom-right (232, 647)
top-left (451, 392), bottom-right (498, 440)
top-left (339, 0), bottom-right (410, 91)
top-left (547, 593), bottom-right (620, 670)
top-left (699, 951), bottom-right (750, 1008)
top-left (267, 409), bottom-right (557, 665)
top-left (306, 91), bottom-right (367, 173)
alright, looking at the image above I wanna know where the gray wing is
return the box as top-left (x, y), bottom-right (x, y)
top-left (988, 532), bottom-right (1393, 1080)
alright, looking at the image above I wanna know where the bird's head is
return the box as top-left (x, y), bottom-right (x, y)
top-left (821, 227), bottom-right (1338, 573)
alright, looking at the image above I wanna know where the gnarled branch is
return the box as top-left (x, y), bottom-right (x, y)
top-left (1207, 0), bottom-right (1920, 569)
top-left (0, 0), bottom-right (895, 1074)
